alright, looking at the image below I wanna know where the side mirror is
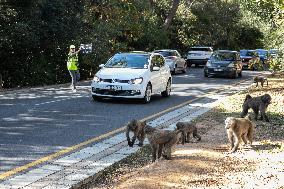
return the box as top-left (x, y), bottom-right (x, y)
top-left (99, 64), bottom-right (105, 68)
top-left (152, 66), bottom-right (160, 71)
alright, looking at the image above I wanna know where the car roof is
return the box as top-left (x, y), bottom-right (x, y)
top-left (216, 50), bottom-right (238, 53)
top-left (154, 49), bottom-right (177, 52)
top-left (116, 52), bottom-right (150, 56)
top-left (240, 49), bottom-right (256, 52)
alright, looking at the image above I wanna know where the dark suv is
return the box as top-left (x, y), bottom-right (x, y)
top-left (204, 50), bottom-right (242, 78)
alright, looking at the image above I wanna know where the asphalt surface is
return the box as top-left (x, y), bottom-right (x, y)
top-left (0, 68), bottom-right (261, 175)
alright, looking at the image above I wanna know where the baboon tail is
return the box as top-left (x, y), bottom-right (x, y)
top-left (244, 94), bottom-right (252, 102)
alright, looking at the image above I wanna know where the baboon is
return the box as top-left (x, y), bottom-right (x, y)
top-left (126, 119), bottom-right (146, 147)
top-left (253, 76), bottom-right (268, 87)
top-left (144, 125), bottom-right (182, 162)
top-left (225, 115), bottom-right (255, 153)
top-left (241, 94), bottom-right (271, 122)
top-left (176, 122), bottom-right (201, 143)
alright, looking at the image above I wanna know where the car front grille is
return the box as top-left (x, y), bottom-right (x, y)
top-left (100, 79), bottom-right (129, 83)
top-left (92, 88), bottom-right (141, 96)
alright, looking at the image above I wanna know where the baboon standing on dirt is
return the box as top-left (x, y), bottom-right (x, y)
top-left (145, 125), bottom-right (182, 162)
top-left (176, 122), bottom-right (201, 143)
top-left (253, 76), bottom-right (268, 87)
top-left (126, 119), bottom-right (146, 147)
top-left (225, 115), bottom-right (255, 153)
top-left (240, 94), bottom-right (271, 122)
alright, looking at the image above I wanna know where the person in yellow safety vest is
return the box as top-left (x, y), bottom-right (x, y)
top-left (67, 45), bottom-right (81, 90)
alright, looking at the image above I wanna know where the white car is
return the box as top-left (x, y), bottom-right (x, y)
top-left (91, 52), bottom-right (172, 103)
top-left (154, 49), bottom-right (187, 74)
top-left (186, 46), bottom-right (213, 67)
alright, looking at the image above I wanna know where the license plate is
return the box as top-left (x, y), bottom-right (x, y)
top-left (106, 85), bottom-right (122, 90)
top-left (214, 68), bottom-right (223, 71)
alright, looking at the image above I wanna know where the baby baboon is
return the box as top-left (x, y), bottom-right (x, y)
top-left (145, 125), bottom-right (182, 162)
top-left (126, 119), bottom-right (146, 147)
top-left (225, 115), bottom-right (255, 153)
top-left (253, 76), bottom-right (268, 87)
top-left (241, 94), bottom-right (271, 122)
top-left (176, 122), bottom-right (201, 143)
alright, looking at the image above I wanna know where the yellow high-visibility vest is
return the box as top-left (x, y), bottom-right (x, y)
top-left (67, 53), bottom-right (78, 70)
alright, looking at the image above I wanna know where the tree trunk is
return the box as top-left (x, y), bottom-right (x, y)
top-left (163, 0), bottom-right (180, 30)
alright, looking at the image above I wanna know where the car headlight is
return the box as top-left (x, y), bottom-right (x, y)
top-left (93, 76), bottom-right (100, 82)
top-left (206, 61), bottom-right (212, 67)
top-left (227, 63), bottom-right (235, 68)
top-left (129, 77), bottom-right (143, 84)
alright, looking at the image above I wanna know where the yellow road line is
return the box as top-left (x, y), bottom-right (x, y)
top-left (0, 78), bottom-right (251, 180)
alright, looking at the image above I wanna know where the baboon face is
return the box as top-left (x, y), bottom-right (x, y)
top-left (225, 117), bottom-right (235, 129)
top-left (261, 94), bottom-right (271, 104)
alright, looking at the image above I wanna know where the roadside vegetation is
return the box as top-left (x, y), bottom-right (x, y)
top-left (86, 73), bottom-right (284, 189)
top-left (0, 0), bottom-right (283, 88)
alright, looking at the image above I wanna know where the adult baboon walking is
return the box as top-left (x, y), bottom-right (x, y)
top-left (145, 125), bottom-right (182, 162)
top-left (126, 119), bottom-right (146, 147)
top-left (225, 115), bottom-right (255, 153)
top-left (176, 122), bottom-right (201, 143)
top-left (253, 76), bottom-right (268, 87)
top-left (241, 94), bottom-right (271, 122)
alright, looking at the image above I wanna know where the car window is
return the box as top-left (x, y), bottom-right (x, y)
top-left (189, 47), bottom-right (212, 52)
top-left (151, 55), bottom-right (165, 67)
top-left (105, 54), bottom-right (149, 69)
top-left (211, 52), bottom-right (237, 61)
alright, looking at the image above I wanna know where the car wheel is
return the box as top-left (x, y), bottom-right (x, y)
top-left (231, 71), bottom-right (238, 79)
top-left (161, 79), bottom-right (171, 97)
top-left (143, 84), bottom-right (152, 103)
top-left (186, 60), bottom-right (192, 67)
top-left (182, 64), bottom-right (187, 73)
top-left (92, 95), bottom-right (101, 101)
top-left (238, 71), bottom-right (242, 77)
top-left (204, 72), bottom-right (208, 77)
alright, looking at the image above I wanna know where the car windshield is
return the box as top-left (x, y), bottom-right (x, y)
top-left (155, 51), bottom-right (175, 57)
top-left (211, 52), bottom-right (236, 61)
top-left (240, 50), bottom-right (255, 56)
top-left (257, 50), bottom-right (267, 56)
top-left (105, 54), bottom-right (149, 69)
top-left (189, 47), bottom-right (212, 52)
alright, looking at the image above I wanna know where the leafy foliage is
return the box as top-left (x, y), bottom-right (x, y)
top-left (0, 0), bottom-right (283, 88)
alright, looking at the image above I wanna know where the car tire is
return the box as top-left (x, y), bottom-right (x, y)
top-left (204, 72), bottom-right (208, 77)
top-left (92, 95), bottom-right (101, 101)
top-left (231, 71), bottom-right (238, 79)
top-left (181, 64), bottom-right (187, 73)
top-left (186, 60), bottom-right (192, 67)
top-left (161, 79), bottom-right (171, 97)
top-left (238, 71), bottom-right (242, 77)
top-left (143, 84), bottom-right (152, 103)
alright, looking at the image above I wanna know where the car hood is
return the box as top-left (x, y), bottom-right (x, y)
top-left (96, 68), bottom-right (148, 79)
top-left (240, 56), bottom-right (252, 59)
top-left (210, 61), bottom-right (233, 67)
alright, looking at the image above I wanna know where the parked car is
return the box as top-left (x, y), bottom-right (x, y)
top-left (204, 50), bottom-right (242, 78)
top-left (91, 52), bottom-right (172, 103)
top-left (269, 49), bottom-right (279, 58)
top-left (186, 46), bottom-right (213, 67)
top-left (240, 49), bottom-right (260, 70)
top-left (153, 49), bottom-right (187, 74)
top-left (256, 49), bottom-right (271, 64)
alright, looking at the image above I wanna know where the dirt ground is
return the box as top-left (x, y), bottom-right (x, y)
top-left (89, 73), bottom-right (284, 189)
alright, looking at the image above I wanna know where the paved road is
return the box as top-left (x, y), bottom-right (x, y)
top-left (0, 68), bottom-right (260, 175)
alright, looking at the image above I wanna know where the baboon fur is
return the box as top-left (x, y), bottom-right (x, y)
top-left (225, 115), bottom-right (255, 153)
top-left (126, 119), bottom-right (146, 147)
top-left (176, 122), bottom-right (201, 143)
top-left (144, 125), bottom-right (182, 162)
top-left (241, 94), bottom-right (271, 122)
top-left (253, 76), bottom-right (268, 87)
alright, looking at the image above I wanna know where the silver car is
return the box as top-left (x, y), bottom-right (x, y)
top-left (154, 49), bottom-right (187, 74)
